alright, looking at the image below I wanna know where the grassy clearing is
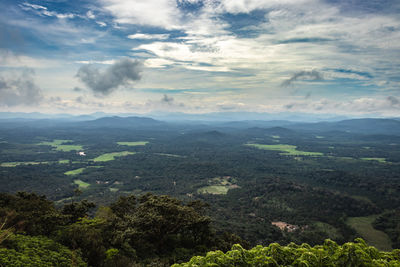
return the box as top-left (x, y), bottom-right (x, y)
top-left (0, 161), bottom-right (48, 167)
top-left (64, 166), bottom-right (103, 176)
top-left (197, 185), bottom-right (229, 195)
top-left (246, 143), bottom-right (323, 156)
top-left (360, 157), bottom-right (387, 163)
top-left (347, 215), bottom-right (392, 251)
top-left (58, 159), bottom-right (70, 164)
top-left (64, 168), bottom-right (86, 176)
top-left (109, 188), bottom-right (119, 192)
top-left (74, 179), bottom-right (90, 189)
top-left (197, 176), bottom-right (239, 195)
top-left (37, 139), bottom-right (83, 152)
top-left (92, 151), bottom-right (135, 162)
top-left (117, 141), bottom-right (149, 146)
top-left (271, 135), bottom-right (280, 139)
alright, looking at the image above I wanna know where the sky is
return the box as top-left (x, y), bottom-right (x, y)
top-left (0, 0), bottom-right (399, 116)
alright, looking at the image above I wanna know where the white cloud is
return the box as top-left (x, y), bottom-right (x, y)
top-left (216, 0), bottom-right (315, 14)
top-left (21, 2), bottom-right (76, 19)
top-left (96, 21), bottom-right (107, 27)
top-left (86, 10), bottom-right (96, 19)
top-left (127, 33), bottom-right (170, 40)
top-left (100, 0), bottom-right (181, 29)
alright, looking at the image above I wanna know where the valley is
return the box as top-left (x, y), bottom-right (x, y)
top-left (1, 116), bottom-right (400, 251)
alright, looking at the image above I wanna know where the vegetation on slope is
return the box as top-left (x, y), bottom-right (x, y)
top-left (173, 239), bottom-right (400, 267)
top-left (0, 192), bottom-right (246, 266)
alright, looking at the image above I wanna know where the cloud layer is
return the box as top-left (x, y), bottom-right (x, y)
top-left (0, 69), bottom-right (43, 106)
top-left (76, 58), bottom-right (143, 95)
top-left (282, 70), bottom-right (324, 87)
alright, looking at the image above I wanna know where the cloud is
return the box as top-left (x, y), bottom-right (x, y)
top-left (21, 2), bottom-right (76, 19)
top-left (283, 96), bottom-right (400, 115)
top-left (100, 0), bottom-right (180, 29)
top-left (0, 69), bottom-right (43, 106)
top-left (96, 21), bottom-right (107, 27)
top-left (161, 94), bottom-right (174, 105)
top-left (127, 33), bottom-right (170, 40)
top-left (86, 10), bottom-right (95, 19)
top-left (387, 96), bottom-right (400, 106)
top-left (281, 70), bottom-right (324, 87)
top-left (73, 87), bottom-right (84, 92)
top-left (160, 94), bottom-right (185, 107)
top-left (76, 58), bottom-right (143, 95)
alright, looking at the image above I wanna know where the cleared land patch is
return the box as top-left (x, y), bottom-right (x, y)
top-left (246, 143), bottom-right (323, 156)
top-left (0, 161), bottom-right (48, 167)
top-left (117, 141), bottom-right (149, 146)
top-left (197, 176), bottom-right (239, 195)
top-left (347, 215), bottom-right (392, 251)
top-left (37, 139), bottom-right (83, 152)
top-left (74, 179), bottom-right (90, 189)
top-left (360, 157), bottom-right (387, 163)
top-left (64, 166), bottom-right (103, 176)
top-left (64, 168), bottom-right (86, 176)
top-left (92, 151), bottom-right (135, 162)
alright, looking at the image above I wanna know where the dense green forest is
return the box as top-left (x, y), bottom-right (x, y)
top-left (1, 117), bottom-right (400, 265)
top-left (0, 192), bottom-right (246, 266)
top-left (1, 192), bottom-right (399, 266)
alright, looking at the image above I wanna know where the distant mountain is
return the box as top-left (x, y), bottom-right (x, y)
top-left (148, 111), bottom-right (350, 122)
top-left (243, 126), bottom-right (297, 137)
top-left (79, 116), bottom-right (166, 128)
top-left (288, 118), bottom-right (400, 135)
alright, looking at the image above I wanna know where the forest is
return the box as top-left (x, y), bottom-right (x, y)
top-left (0, 116), bottom-right (400, 265)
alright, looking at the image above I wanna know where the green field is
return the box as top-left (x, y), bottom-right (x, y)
top-left (37, 139), bottom-right (83, 151)
top-left (271, 135), bottom-right (280, 139)
top-left (74, 179), bottom-right (90, 189)
top-left (64, 166), bottom-right (103, 176)
top-left (0, 161), bottom-right (47, 167)
top-left (246, 143), bottom-right (324, 156)
top-left (347, 215), bottom-right (392, 251)
top-left (64, 168), bottom-right (86, 176)
top-left (117, 141), bottom-right (149, 146)
top-left (197, 185), bottom-right (230, 195)
top-left (361, 157), bottom-right (387, 163)
top-left (58, 159), bottom-right (70, 164)
top-left (197, 177), bottom-right (238, 195)
top-left (92, 151), bottom-right (135, 162)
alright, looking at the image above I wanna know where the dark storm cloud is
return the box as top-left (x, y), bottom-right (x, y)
top-left (281, 70), bottom-right (323, 87)
top-left (0, 69), bottom-right (43, 106)
top-left (76, 58), bottom-right (143, 96)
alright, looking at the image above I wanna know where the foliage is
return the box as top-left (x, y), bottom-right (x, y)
top-left (173, 239), bottom-right (400, 267)
top-left (373, 210), bottom-right (400, 249)
top-left (0, 192), bottom-right (64, 236)
top-left (0, 233), bottom-right (86, 267)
